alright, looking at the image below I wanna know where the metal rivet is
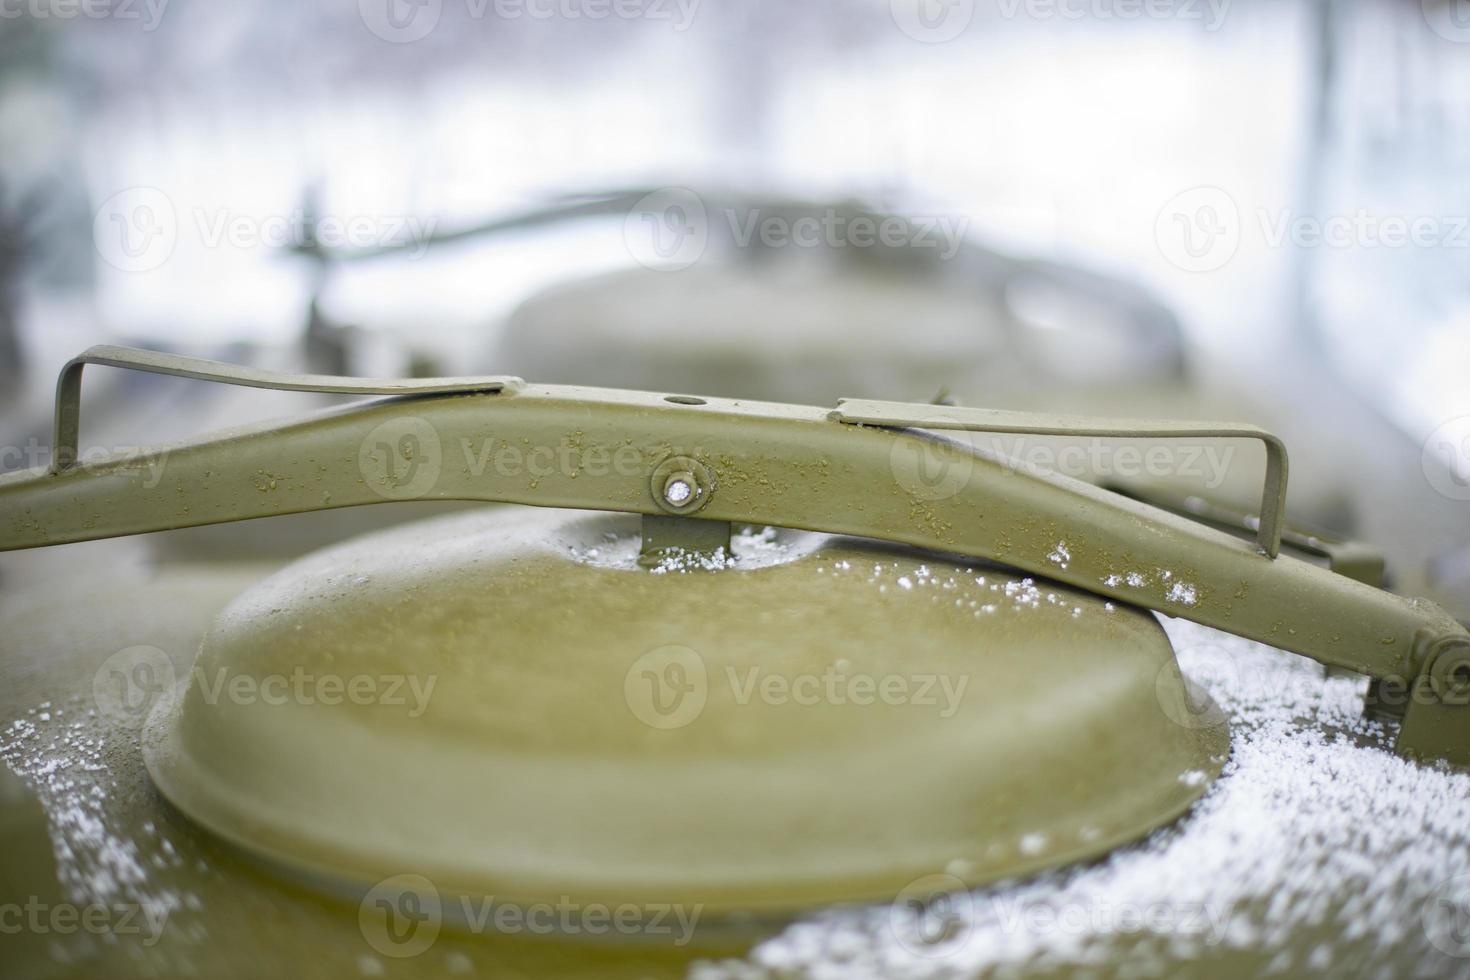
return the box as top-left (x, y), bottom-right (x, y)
top-left (1429, 641), bottom-right (1470, 706)
top-left (664, 478), bottom-right (693, 506)
top-left (650, 455), bottom-right (714, 515)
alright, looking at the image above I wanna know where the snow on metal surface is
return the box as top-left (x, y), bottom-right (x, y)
top-left (4, 576), bottom-right (1468, 977)
top-left (570, 525), bottom-right (816, 572)
top-left (694, 618), bottom-right (1470, 978)
top-left (2, 700), bottom-right (186, 970)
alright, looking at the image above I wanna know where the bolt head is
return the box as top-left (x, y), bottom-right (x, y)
top-left (664, 478), bottom-right (694, 505)
top-left (650, 456), bottom-right (715, 515)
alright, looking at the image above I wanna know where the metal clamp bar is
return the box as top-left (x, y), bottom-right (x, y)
top-left (50, 345), bottom-right (521, 474)
top-left (5, 349), bottom-right (1466, 765)
top-left (831, 399), bottom-right (1289, 558)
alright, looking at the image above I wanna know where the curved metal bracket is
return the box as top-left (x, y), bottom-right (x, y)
top-left (831, 399), bottom-right (1289, 559)
top-left (50, 345), bottom-right (521, 474)
top-left (3, 347), bottom-right (1464, 766)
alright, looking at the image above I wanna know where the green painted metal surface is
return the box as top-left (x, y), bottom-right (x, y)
top-left (1, 347), bottom-right (1465, 765)
top-left (142, 507), bottom-right (1226, 913)
top-left (1, 346), bottom-right (1468, 978)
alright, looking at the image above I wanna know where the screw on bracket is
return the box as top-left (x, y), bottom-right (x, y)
top-left (650, 455), bottom-right (715, 515)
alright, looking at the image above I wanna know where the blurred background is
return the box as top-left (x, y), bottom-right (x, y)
top-left (0, 0), bottom-right (1467, 613)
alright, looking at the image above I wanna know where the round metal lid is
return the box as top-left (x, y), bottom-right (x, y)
top-left (144, 506), bottom-right (1228, 915)
top-left (495, 262), bottom-right (1008, 405)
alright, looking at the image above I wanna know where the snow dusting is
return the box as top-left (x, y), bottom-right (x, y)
top-left (693, 618), bottom-right (1470, 978)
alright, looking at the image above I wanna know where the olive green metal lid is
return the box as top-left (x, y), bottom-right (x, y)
top-left (144, 506), bottom-right (1227, 914)
top-left (496, 263), bottom-right (1007, 404)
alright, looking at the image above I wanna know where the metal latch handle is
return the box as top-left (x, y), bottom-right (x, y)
top-left (51, 345), bottom-right (521, 474)
top-left (831, 399), bottom-right (1289, 558)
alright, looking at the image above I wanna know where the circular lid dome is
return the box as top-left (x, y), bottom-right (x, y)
top-left (495, 261), bottom-right (1008, 405)
top-left (145, 507), bottom-right (1227, 915)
